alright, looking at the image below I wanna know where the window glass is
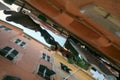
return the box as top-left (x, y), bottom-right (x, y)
top-left (20, 42), bottom-right (26, 47)
top-left (0, 46), bottom-right (11, 56)
top-left (15, 39), bottom-right (21, 44)
top-left (42, 53), bottom-right (46, 59)
top-left (47, 56), bottom-right (50, 62)
top-left (7, 50), bottom-right (18, 61)
top-left (11, 50), bottom-right (18, 56)
top-left (0, 26), bottom-right (11, 31)
top-left (37, 65), bottom-right (50, 80)
top-left (3, 46), bottom-right (12, 52)
top-left (3, 75), bottom-right (21, 80)
top-left (41, 53), bottom-right (51, 62)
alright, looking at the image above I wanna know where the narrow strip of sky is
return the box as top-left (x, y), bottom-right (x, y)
top-left (0, 0), bottom-right (66, 47)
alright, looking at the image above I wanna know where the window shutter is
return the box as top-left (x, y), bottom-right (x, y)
top-left (3, 0), bottom-right (16, 5)
top-left (38, 15), bottom-right (47, 22)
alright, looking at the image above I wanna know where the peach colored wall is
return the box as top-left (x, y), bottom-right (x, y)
top-left (0, 21), bottom-right (54, 80)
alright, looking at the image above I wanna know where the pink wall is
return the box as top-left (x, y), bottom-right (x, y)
top-left (0, 20), bottom-right (54, 80)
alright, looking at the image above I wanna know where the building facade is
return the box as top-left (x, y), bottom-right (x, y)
top-left (23, 0), bottom-right (120, 68)
top-left (1, 0), bottom-right (120, 79)
top-left (0, 20), bottom-right (97, 80)
top-left (52, 53), bottom-right (95, 80)
top-left (0, 20), bottom-right (55, 80)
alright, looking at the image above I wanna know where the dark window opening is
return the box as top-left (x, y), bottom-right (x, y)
top-left (37, 65), bottom-right (55, 80)
top-left (42, 53), bottom-right (46, 59)
top-left (2, 75), bottom-right (21, 80)
top-left (20, 42), bottom-right (26, 47)
top-left (47, 56), bottom-right (50, 62)
top-left (15, 39), bottom-right (21, 44)
top-left (0, 25), bottom-right (12, 31)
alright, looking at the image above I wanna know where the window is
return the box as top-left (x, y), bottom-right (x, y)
top-left (14, 39), bottom-right (21, 44)
top-left (47, 56), bottom-right (50, 62)
top-left (60, 63), bottom-right (71, 73)
top-left (14, 39), bottom-right (26, 47)
top-left (0, 25), bottom-right (11, 31)
top-left (23, 34), bottom-right (31, 40)
top-left (2, 75), bottom-right (21, 80)
top-left (42, 53), bottom-right (46, 59)
top-left (0, 46), bottom-right (19, 61)
top-left (37, 64), bottom-right (55, 80)
top-left (41, 53), bottom-right (51, 62)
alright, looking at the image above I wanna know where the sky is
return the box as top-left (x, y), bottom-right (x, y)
top-left (0, 1), bottom-right (106, 80)
top-left (0, 0), bottom-right (66, 47)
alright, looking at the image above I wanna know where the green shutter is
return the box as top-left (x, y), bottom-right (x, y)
top-left (37, 65), bottom-right (55, 80)
top-left (3, 0), bottom-right (15, 5)
top-left (37, 65), bottom-right (46, 77)
top-left (46, 69), bottom-right (55, 76)
top-left (38, 15), bottom-right (47, 22)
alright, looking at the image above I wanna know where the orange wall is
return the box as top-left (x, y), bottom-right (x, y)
top-left (25, 0), bottom-right (120, 66)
